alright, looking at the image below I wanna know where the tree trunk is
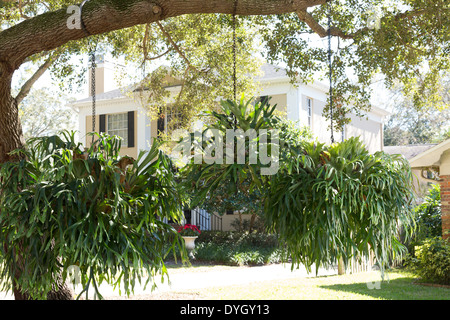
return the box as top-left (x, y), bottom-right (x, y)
top-left (0, 64), bottom-right (24, 163)
top-left (337, 257), bottom-right (346, 275)
top-left (0, 63), bottom-right (73, 300)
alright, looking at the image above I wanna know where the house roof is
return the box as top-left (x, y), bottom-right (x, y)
top-left (257, 63), bottom-right (289, 81)
top-left (71, 63), bottom-right (389, 118)
top-left (74, 64), bottom-right (288, 105)
top-left (384, 144), bottom-right (437, 160)
top-left (408, 138), bottom-right (450, 168)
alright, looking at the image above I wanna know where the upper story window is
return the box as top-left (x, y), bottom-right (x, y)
top-left (306, 98), bottom-right (313, 127)
top-left (99, 111), bottom-right (135, 148)
top-left (107, 113), bottom-right (129, 147)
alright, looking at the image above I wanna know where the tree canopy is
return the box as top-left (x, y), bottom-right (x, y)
top-left (1, 0), bottom-right (448, 135)
top-left (384, 78), bottom-right (450, 146)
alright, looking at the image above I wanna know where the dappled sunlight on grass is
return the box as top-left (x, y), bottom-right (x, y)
top-left (193, 270), bottom-right (450, 300)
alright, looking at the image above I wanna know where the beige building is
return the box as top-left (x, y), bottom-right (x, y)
top-left (384, 144), bottom-right (439, 199)
top-left (72, 61), bottom-right (390, 231)
top-left (407, 139), bottom-right (450, 239)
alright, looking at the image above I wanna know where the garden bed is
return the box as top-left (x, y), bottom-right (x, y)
top-left (167, 231), bottom-right (288, 266)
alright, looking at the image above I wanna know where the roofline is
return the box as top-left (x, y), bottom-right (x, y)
top-left (409, 138), bottom-right (450, 168)
top-left (71, 66), bottom-right (390, 118)
top-left (70, 95), bottom-right (133, 109)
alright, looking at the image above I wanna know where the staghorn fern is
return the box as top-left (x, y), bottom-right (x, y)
top-left (184, 96), bottom-right (416, 278)
top-left (0, 131), bottom-right (187, 299)
top-left (264, 137), bottom-right (416, 276)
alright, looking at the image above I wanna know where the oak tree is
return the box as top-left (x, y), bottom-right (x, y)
top-left (0, 0), bottom-right (448, 299)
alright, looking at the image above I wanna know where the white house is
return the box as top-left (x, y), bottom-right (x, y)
top-left (71, 58), bottom-right (390, 231)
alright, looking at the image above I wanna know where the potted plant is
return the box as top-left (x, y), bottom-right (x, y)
top-left (177, 224), bottom-right (201, 252)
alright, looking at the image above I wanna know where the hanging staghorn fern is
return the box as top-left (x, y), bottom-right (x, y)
top-left (264, 137), bottom-right (416, 276)
top-left (183, 96), bottom-right (416, 277)
top-left (0, 131), bottom-right (187, 299)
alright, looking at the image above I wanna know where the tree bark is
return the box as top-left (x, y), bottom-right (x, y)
top-left (0, 0), bottom-right (326, 70)
top-left (0, 63), bottom-right (24, 163)
top-left (0, 63), bottom-right (74, 300)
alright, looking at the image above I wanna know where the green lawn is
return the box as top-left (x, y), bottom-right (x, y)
top-left (166, 269), bottom-right (450, 300)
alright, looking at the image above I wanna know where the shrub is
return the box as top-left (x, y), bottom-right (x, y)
top-left (402, 184), bottom-right (442, 258)
top-left (413, 184), bottom-right (442, 240)
top-left (193, 231), bottom-right (287, 266)
top-left (407, 237), bottom-right (450, 285)
top-left (197, 231), bottom-right (279, 247)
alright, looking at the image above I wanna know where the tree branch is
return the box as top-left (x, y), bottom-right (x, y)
top-left (15, 51), bottom-right (61, 104)
top-left (0, 0), bottom-right (325, 70)
top-left (155, 21), bottom-right (194, 69)
top-left (141, 23), bottom-right (171, 63)
top-left (296, 9), bottom-right (358, 39)
top-left (296, 7), bottom-right (442, 41)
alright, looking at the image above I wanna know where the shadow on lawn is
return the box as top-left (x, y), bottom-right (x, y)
top-left (319, 276), bottom-right (450, 300)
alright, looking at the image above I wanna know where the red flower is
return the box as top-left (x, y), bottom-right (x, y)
top-left (177, 224), bottom-right (201, 236)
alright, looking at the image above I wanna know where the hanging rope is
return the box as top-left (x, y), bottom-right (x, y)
top-left (327, 0), bottom-right (335, 144)
top-left (80, 0), bottom-right (97, 144)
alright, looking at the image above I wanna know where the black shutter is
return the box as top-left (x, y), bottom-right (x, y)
top-left (259, 95), bottom-right (269, 105)
top-left (99, 114), bottom-right (106, 133)
top-left (127, 111), bottom-right (135, 148)
top-left (183, 209), bottom-right (192, 224)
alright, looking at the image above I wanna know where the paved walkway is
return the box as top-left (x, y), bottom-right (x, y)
top-left (0, 263), bottom-right (338, 300)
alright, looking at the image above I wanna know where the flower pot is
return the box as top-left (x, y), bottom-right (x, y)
top-left (182, 236), bottom-right (198, 251)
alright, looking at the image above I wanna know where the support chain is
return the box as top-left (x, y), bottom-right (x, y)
top-left (80, 0), bottom-right (97, 143)
top-left (232, 0), bottom-right (238, 104)
top-left (327, 0), bottom-right (334, 144)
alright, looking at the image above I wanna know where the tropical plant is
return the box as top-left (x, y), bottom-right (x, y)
top-left (182, 95), bottom-right (280, 208)
top-left (1, 0), bottom-right (448, 300)
top-left (184, 97), bottom-right (416, 277)
top-left (264, 137), bottom-right (416, 275)
top-left (198, 114), bottom-right (313, 233)
top-left (0, 131), bottom-right (187, 300)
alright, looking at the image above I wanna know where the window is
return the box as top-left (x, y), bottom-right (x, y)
top-left (107, 113), bottom-right (128, 147)
top-left (98, 111), bottom-right (135, 148)
top-left (183, 209), bottom-right (192, 224)
top-left (157, 106), bottom-right (181, 137)
top-left (306, 98), bottom-right (313, 127)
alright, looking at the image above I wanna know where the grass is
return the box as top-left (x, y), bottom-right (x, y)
top-left (159, 268), bottom-right (450, 300)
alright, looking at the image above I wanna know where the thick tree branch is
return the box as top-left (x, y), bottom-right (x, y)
top-left (0, 0), bottom-right (325, 70)
top-left (15, 50), bottom-right (61, 104)
top-left (296, 9), bottom-right (358, 39)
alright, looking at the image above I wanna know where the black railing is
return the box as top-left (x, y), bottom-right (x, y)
top-left (190, 208), bottom-right (222, 231)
